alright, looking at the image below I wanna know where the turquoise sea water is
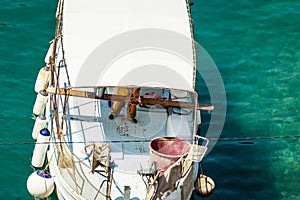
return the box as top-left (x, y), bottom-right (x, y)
top-left (0, 0), bottom-right (299, 199)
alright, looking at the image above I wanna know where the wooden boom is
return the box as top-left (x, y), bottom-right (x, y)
top-left (46, 87), bottom-right (214, 111)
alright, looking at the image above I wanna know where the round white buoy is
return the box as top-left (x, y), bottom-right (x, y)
top-left (27, 170), bottom-right (54, 198)
top-left (32, 115), bottom-right (47, 140)
top-left (31, 128), bottom-right (51, 168)
top-left (33, 90), bottom-right (48, 116)
top-left (34, 66), bottom-right (50, 93)
top-left (194, 174), bottom-right (215, 197)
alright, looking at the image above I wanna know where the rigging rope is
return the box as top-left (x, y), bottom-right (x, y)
top-left (185, 1), bottom-right (197, 89)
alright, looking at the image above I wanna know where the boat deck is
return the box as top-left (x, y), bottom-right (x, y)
top-left (66, 99), bottom-right (169, 152)
top-left (60, 96), bottom-right (184, 199)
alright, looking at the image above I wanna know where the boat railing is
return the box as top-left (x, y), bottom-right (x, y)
top-left (192, 135), bottom-right (209, 162)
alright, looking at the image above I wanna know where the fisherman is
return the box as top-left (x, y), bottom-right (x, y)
top-left (109, 87), bottom-right (140, 123)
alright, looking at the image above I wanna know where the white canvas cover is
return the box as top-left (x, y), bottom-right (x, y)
top-left (61, 0), bottom-right (194, 90)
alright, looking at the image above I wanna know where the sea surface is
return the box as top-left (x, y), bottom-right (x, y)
top-left (0, 0), bottom-right (299, 199)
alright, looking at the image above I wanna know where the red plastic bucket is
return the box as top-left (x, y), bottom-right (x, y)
top-left (149, 137), bottom-right (191, 170)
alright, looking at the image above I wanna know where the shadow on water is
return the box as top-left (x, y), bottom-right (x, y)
top-left (194, 61), bottom-right (300, 200)
top-left (195, 73), bottom-right (281, 199)
top-left (192, 0), bottom-right (300, 199)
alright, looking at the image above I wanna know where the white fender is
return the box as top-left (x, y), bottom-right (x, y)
top-left (33, 90), bottom-right (48, 116)
top-left (31, 115), bottom-right (47, 140)
top-left (31, 128), bottom-right (50, 168)
top-left (34, 66), bottom-right (50, 93)
top-left (27, 170), bottom-right (54, 198)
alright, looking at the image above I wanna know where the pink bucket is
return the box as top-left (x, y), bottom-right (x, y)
top-left (149, 137), bottom-right (191, 170)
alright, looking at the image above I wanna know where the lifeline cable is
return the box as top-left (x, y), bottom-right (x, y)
top-left (1, 134), bottom-right (300, 145)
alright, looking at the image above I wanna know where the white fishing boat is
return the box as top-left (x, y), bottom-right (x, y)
top-left (27, 0), bottom-right (215, 199)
